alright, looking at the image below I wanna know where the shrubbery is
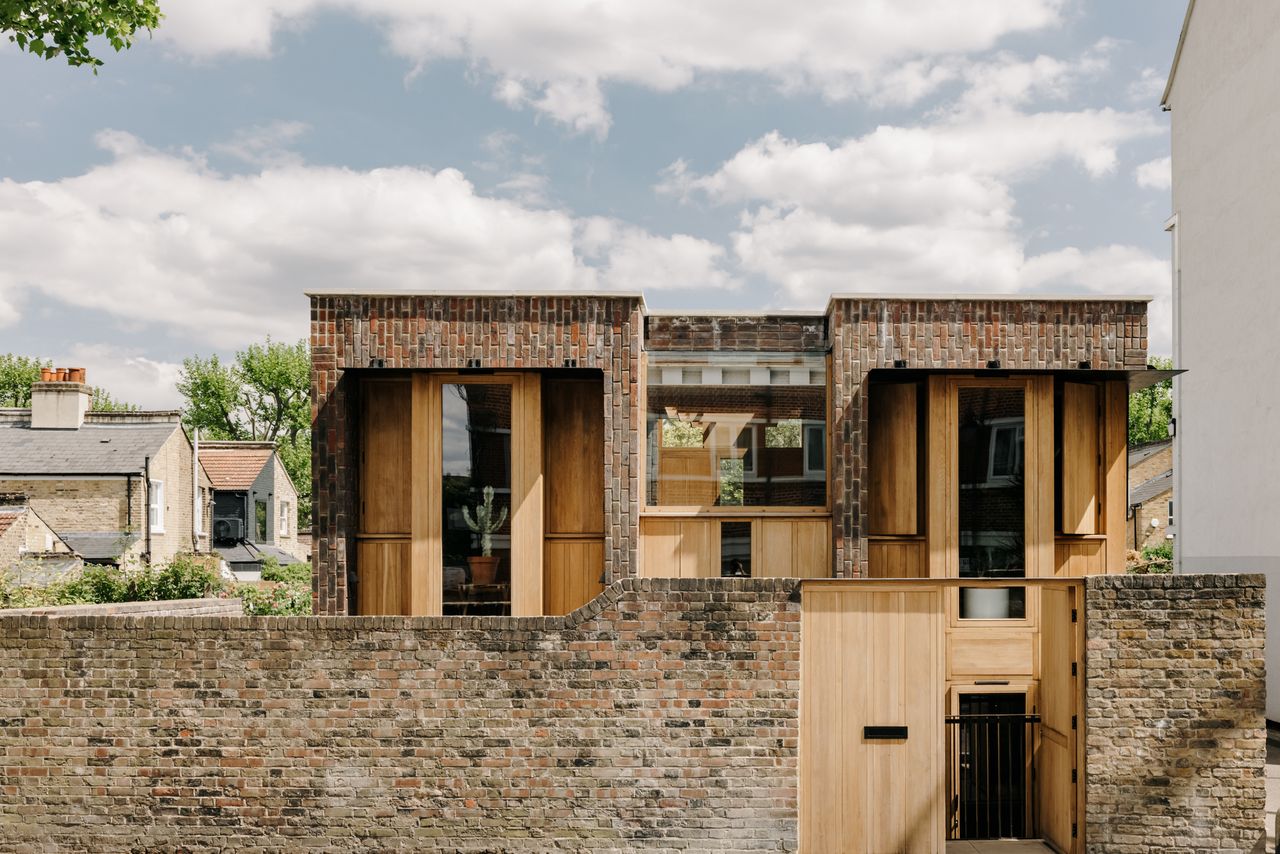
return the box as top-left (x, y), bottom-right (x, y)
top-left (1127, 541), bottom-right (1174, 574)
top-left (0, 552), bottom-right (313, 615)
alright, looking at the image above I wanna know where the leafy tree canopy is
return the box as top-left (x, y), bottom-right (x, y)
top-left (2, 0), bottom-right (160, 70)
top-left (0, 354), bottom-right (137, 411)
top-left (178, 340), bottom-right (311, 525)
top-left (1129, 356), bottom-right (1174, 446)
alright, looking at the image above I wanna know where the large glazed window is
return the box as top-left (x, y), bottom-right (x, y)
top-left (441, 383), bottom-right (512, 616)
top-left (957, 386), bottom-right (1026, 619)
top-left (646, 363), bottom-right (826, 507)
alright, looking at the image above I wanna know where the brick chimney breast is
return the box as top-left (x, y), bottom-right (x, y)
top-left (30, 370), bottom-right (91, 430)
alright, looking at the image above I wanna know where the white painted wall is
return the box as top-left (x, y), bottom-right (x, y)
top-left (1167, 1), bottom-right (1280, 721)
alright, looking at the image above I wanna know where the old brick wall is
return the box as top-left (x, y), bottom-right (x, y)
top-left (0, 578), bottom-right (800, 852)
top-left (645, 314), bottom-right (827, 351)
top-left (311, 294), bottom-right (644, 615)
top-left (828, 297), bottom-right (1149, 576)
top-left (1084, 573), bottom-right (1266, 852)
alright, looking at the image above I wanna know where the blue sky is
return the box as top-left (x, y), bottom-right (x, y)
top-left (0, 0), bottom-right (1183, 406)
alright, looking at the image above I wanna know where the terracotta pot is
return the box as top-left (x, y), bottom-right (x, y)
top-left (466, 555), bottom-right (500, 585)
top-left (40, 368), bottom-right (53, 382)
top-left (55, 368), bottom-right (67, 382)
top-left (69, 368), bottom-right (85, 383)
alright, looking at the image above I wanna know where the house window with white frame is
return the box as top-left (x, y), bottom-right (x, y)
top-left (280, 500), bottom-right (290, 537)
top-left (148, 480), bottom-right (165, 532)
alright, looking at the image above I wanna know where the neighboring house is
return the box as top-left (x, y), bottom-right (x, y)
top-left (1162, 0), bottom-right (1280, 721)
top-left (306, 291), bottom-right (1169, 851)
top-left (0, 494), bottom-right (81, 585)
top-left (0, 371), bottom-right (211, 566)
top-left (198, 440), bottom-right (304, 578)
top-left (1126, 439), bottom-right (1174, 551)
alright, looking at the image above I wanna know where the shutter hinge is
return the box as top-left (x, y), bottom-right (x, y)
top-left (1071, 768), bottom-right (1078, 784)
top-left (1072, 822), bottom-right (1078, 838)
top-left (1071, 661), bottom-right (1078, 677)
top-left (1071, 715), bottom-right (1078, 730)
top-left (1071, 608), bottom-right (1078, 623)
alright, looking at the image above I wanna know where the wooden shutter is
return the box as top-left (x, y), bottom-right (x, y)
top-left (1060, 383), bottom-right (1099, 535)
top-left (869, 383), bottom-right (919, 535)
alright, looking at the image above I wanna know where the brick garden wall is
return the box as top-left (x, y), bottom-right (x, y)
top-left (311, 294), bottom-right (644, 615)
top-left (1084, 573), bottom-right (1266, 852)
top-left (828, 298), bottom-right (1149, 576)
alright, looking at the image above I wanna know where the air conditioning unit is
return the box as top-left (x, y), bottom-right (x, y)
top-left (213, 517), bottom-right (244, 544)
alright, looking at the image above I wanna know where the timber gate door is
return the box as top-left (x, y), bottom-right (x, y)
top-left (801, 584), bottom-right (945, 853)
top-left (1038, 583), bottom-right (1083, 853)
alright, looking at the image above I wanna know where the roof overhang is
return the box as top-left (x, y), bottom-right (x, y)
top-left (1161, 0), bottom-right (1196, 109)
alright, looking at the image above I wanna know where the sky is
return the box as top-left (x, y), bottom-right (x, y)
top-left (0, 0), bottom-right (1184, 408)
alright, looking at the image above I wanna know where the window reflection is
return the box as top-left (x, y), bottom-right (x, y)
top-left (957, 386), bottom-right (1026, 619)
top-left (442, 383), bottom-right (512, 616)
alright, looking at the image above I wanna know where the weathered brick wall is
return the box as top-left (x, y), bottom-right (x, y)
top-left (0, 478), bottom-right (131, 538)
top-left (828, 297), bottom-right (1149, 576)
top-left (0, 596), bottom-right (243, 618)
top-left (1131, 493), bottom-right (1174, 552)
top-left (311, 294), bottom-right (644, 614)
top-left (645, 314), bottom-right (826, 351)
top-left (1129, 441), bottom-right (1172, 485)
top-left (1084, 573), bottom-right (1266, 852)
top-left (0, 579), bottom-right (800, 852)
top-left (148, 428), bottom-right (199, 563)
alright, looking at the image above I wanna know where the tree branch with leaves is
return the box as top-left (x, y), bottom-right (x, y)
top-left (2, 0), bottom-right (161, 70)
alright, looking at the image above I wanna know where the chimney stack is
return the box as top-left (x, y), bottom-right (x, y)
top-left (30, 368), bottom-right (91, 430)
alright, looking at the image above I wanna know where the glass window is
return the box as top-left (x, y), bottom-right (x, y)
top-left (957, 387), bottom-right (1026, 619)
top-left (442, 383), bottom-right (513, 616)
top-left (720, 521), bottom-right (752, 577)
top-left (646, 370), bottom-right (826, 507)
top-left (148, 480), bottom-right (165, 532)
top-left (255, 499), bottom-right (267, 542)
top-left (280, 501), bottom-right (290, 536)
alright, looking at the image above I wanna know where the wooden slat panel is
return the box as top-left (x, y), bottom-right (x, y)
top-left (1039, 584), bottom-right (1079, 852)
top-left (1061, 382), bottom-right (1100, 535)
top-left (947, 630), bottom-right (1034, 677)
top-left (511, 374), bottom-right (544, 616)
top-left (655, 448), bottom-right (719, 506)
top-left (801, 586), bottom-right (943, 852)
top-left (755, 518), bottom-right (832, 578)
top-left (1103, 380), bottom-right (1129, 574)
top-left (1028, 376), bottom-right (1056, 578)
top-left (869, 383), bottom-right (918, 535)
top-left (411, 374), bottom-right (438, 616)
top-left (360, 380), bottom-right (411, 535)
top-left (926, 376), bottom-right (951, 579)
top-left (639, 518), bottom-right (718, 578)
top-left (543, 378), bottom-right (604, 535)
top-left (543, 538), bottom-right (604, 615)
top-left (867, 539), bottom-right (927, 578)
top-left (1053, 537), bottom-right (1106, 578)
top-left (356, 539), bottom-right (409, 616)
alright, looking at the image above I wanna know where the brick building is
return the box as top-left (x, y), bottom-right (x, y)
top-left (1126, 439), bottom-right (1173, 552)
top-left (199, 440), bottom-right (306, 577)
top-left (0, 371), bottom-right (211, 566)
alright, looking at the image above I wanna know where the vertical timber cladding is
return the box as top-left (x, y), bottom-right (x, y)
top-left (826, 297), bottom-right (1149, 578)
top-left (801, 583), bottom-right (944, 852)
top-left (311, 293), bottom-right (644, 615)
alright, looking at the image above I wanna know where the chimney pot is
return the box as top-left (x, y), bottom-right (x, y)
top-left (69, 367), bottom-right (86, 384)
top-left (30, 369), bottom-right (91, 429)
top-left (39, 367), bottom-right (53, 382)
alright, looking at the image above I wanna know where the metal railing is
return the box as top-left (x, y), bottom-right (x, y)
top-left (945, 713), bottom-right (1040, 840)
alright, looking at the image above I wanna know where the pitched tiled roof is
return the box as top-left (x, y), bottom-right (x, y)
top-left (1128, 438), bottom-right (1172, 467)
top-left (199, 445), bottom-right (273, 490)
top-left (1129, 470), bottom-right (1173, 507)
top-left (0, 422), bottom-right (178, 475)
top-left (0, 507), bottom-right (20, 538)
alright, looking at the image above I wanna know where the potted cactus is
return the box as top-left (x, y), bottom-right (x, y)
top-left (462, 486), bottom-right (507, 585)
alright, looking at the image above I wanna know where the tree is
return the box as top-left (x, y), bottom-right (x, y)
top-left (178, 340), bottom-right (311, 527)
top-left (1129, 356), bottom-right (1174, 445)
top-left (2, 0), bottom-right (161, 70)
top-left (0, 354), bottom-right (49, 406)
top-left (90, 386), bottom-right (139, 412)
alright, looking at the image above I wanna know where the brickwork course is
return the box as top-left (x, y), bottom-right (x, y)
top-left (1084, 574), bottom-right (1266, 852)
top-left (0, 574), bottom-right (1262, 851)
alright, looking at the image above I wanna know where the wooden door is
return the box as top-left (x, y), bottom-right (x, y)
top-left (1038, 583), bottom-right (1081, 852)
top-left (543, 378), bottom-right (605, 614)
top-left (801, 585), bottom-right (944, 853)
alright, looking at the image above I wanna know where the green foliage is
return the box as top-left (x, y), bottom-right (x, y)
top-left (0, 553), bottom-right (225, 608)
top-left (179, 339), bottom-right (312, 527)
top-left (0, 354), bottom-right (49, 406)
top-left (660, 418), bottom-right (703, 448)
top-left (2, 0), bottom-right (161, 70)
top-left (765, 419), bottom-right (802, 449)
top-left (1129, 356), bottom-right (1174, 445)
top-left (236, 581), bottom-right (312, 616)
top-left (90, 386), bottom-right (140, 412)
top-left (1127, 541), bottom-right (1174, 575)
top-left (259, 556), bottom-right (311, 586)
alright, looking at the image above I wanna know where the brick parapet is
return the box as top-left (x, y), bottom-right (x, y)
top-left (1084, 573), bottom-right (1266, 852)
top-left (645, 314), bottom-right (827, 351)
top-left (828, 297), bottom-right (1149, 577)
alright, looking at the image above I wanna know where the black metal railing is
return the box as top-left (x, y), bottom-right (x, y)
top-left (945, 713), bottom-right (1040, 840)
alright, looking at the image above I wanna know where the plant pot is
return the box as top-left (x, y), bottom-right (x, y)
top-left (467, 555), bottom-right (500, 585)
top-left (961, 586), bottom-right (1012, 619)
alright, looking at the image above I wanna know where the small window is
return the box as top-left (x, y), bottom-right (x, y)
top-left (719, 459), bottom-right (744, 506)
top-left (720, 521), bottom-right (752, 577)
top-left (804, 423), bottom-right (825, 476)
top-left (1168, 500), bottom-right (1174, 528)
top-left (987, 423), bottom-right (1024, 482)
top-left (280, 501), bottom-right (290, 537)
top-left (255, 499), bottom-right (267, 542)
top-left (195, 487), bottom-right (205, 535)
top-left (148, 480), bottom-right (165, 532)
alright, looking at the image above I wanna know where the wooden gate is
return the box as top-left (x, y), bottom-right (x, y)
top-left (1038, 583), bottom-right (1082, 852)
top-left (801, 584), bottom-right (945, 853)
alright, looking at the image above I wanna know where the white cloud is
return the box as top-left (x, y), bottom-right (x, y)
top-left (54, 344), bottom-right (185, 410)
top-left (212, 120), bottom-right (311, 168)
top-left (154, 0), bottom-right (1067, 136)
top-left (1134, 155), bottom-right (1172, 190)
top-left (0, 131), bottom-right (733, 348)
top-left (661, 48), bottom-right (1171, 347)
top-left (1128, 66), bottom-right (1168, 103)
